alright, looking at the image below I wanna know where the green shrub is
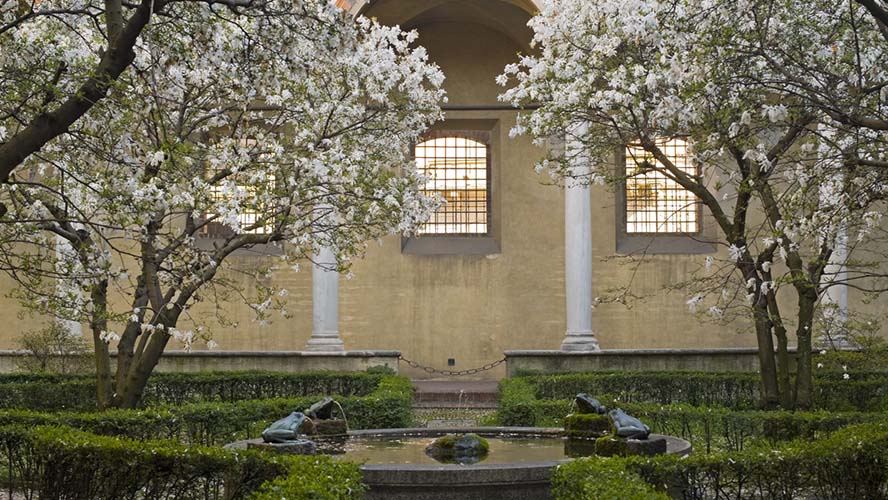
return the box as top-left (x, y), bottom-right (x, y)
top-left (0, 371), bottom-right (390, 411)
top-left (553, 423), bottom-right (888, 500)
top-left (250, 456), bottom-right (366, 500)
top-left (552, 458), bottom-right (669, 500)
top-left (0, 375), bottom-right (413, 445)
top-left (502, 372), bottom-right (888, 418)
top-left (497, 378), bottom-right (541, 426)
top-left (531, 372), bottom-right (762, 409)
top-left (0, 424), bottom-right (325, 500)
top-left (15, 322), bottom-right (94, 374)
top-left (496, 378), bottom-right (888, 452)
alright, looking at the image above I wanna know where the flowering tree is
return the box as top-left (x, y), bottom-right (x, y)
top-left (0, 0), bottom-right (444, 409)
top-left (499, 0), bottom-right (888, 409)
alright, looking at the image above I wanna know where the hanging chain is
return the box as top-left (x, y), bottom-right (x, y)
top-left (398, 355), bottom-right (506, 376)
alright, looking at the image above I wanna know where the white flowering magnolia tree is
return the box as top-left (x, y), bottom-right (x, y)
top-left (500, 0), bottom-right (888, 409)
top-left (0, 0), bottom-right (445, 409)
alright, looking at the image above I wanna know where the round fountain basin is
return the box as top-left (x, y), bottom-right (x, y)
top-left (342, 427), bottom-right (691, 500)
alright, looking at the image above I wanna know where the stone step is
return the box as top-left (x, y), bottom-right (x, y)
top-left (412, 408), bottom-right (498, 428)
top-left (412, 400), bottom-right (499, 409)
top-left (412, 380), bottom-right (500, 406)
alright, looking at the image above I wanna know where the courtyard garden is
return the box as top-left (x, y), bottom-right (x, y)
top-left (0, 347), bottom-right (885, 499)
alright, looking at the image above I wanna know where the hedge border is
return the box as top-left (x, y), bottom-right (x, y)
top-left (0, 424), bottom-right (365, 500)
top-left (0, 370), bottom-right (391, 411)
top-left (0, 375), bottom-right (413, 446)
top-left (498, 377), bottom-right (888, 452)
top-left (553, 423), bottom-right (888, 500)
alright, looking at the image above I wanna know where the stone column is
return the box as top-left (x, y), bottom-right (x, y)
top-left (306, 245), bottom-right (345, 352)
top-left (561, 125), bottom-right (600, 352)
top-left (821, 227), bottom-right (849, 347)
top-left (817, 124), bottom-right (850, 348)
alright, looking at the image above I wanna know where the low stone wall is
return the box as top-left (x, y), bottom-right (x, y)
top-left (504, 348), bottom-right (798, 376)
top-left (0, 350), bottom-right (401, 373)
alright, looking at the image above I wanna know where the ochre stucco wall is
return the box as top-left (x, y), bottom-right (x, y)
top-left (0, 2), bottom-right (886, 378)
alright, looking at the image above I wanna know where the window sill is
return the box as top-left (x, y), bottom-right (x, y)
top-left (616, 233), bottom-right (715, 255)
top-left (401, 236), bottom-right (500, 256)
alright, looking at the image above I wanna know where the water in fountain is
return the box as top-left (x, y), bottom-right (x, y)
top-left (331, 399), bottom-right (349, 431)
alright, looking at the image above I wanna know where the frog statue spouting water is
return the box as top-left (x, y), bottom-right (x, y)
top-left (261, 411), bottom-right (311, 443)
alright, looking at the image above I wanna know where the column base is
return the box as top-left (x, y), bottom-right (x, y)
top-left (561, 331), bottom-right (600, 352)
top-left (305, 332), bottom-right (345, 352)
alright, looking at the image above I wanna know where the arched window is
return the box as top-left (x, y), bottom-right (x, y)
top-left (625, 138), bottom-right (699, 234)
top-left (415, 134), bottom-right (490, 235)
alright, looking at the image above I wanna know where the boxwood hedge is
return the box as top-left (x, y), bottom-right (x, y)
top-left (0, 370), bottom-right (390, 411)
top-left (498, 377), bottom-right (888, 452)
top-left (0, 424), bottom-right (364, 500)
top-left (553, 423), bottom-right (888, 500)
top-left (515, 371), bottom-right (888, 411)
top-left (0, 375), bottom-right (413, 445)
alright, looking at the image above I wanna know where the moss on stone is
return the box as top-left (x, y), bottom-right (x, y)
top-left (425, 433), bottom-right (490, 464)
top-left (595, 436), bottom-right (629, 457)
top-left (563, 413), bottom-right (610, 438)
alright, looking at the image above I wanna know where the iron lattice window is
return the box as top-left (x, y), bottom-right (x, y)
top-left (415, 134), bottom-right (490, 235)
top-left (200, 174), bottom-right (276, 238)
top-left (625, 138), bottom-right (699, 234)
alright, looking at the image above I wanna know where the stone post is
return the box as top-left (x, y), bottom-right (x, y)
top-left (561, 124), bottom-right (600, 351)
top-left (817, 124), bottom-right (850, 348)
top-left (306, 245), bottom-right (345, 352)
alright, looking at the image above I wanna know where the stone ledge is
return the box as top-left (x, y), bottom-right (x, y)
top-left (503, 348), bottom-right (802, 375)
top-left (0, 349), bottom-right (401, 374)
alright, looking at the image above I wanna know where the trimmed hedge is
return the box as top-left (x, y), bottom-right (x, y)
top-left (519, 371), bottom-right (888, 411)
top-left (252, 457), bottom-right (367, 500)
top-left (498, 379), bottom-right (888, 452)
top-left (0, 424), bottom-right (364, 500)
top-left (0, 376), bottom-right (413, 445)
top-left (0, 371), bottom-right (388, 411)
top-left (553, 423), bottom-right (888, 500)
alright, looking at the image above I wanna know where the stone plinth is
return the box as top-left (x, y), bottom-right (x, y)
top-left (246, 438), bottom-right (317, 455)
top-left (626, 437), bottom-right (667, 456)
top-left (314, 419), bottom-right (348, 436)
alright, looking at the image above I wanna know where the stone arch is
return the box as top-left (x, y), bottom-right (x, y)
top-left (340, 0), bottom-right (541, 17)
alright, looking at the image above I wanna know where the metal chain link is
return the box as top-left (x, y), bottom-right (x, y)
top-left (398, 355), bottom-right (506, 376)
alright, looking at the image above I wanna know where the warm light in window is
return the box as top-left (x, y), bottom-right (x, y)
top-left (415, 136), bottom-right (489, 235)
top-left (205, 176), bottom-right (275, 235)
top-left (202, 139), bottom-right (275, 237)
top-left (625, 138), bottom-right (699, 233)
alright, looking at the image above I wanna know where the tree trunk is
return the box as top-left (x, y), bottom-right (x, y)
top-left (114, 315), bottom-right (176, 409)
top-left (795, 288), bottom-right (818, 409)
top-left (753, 299), bottom-right (780, 409)
top-left (88, 280), bottom-right (114, 410)
top-left (766, 292), bottom-right (793, 409)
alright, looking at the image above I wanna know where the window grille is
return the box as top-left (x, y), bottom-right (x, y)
top-left (200, 175), bottom-right (276, 238)
top-left (415, 134), bottom-right (490, 235)
top-left (625, 138), bottom-right (699, 234)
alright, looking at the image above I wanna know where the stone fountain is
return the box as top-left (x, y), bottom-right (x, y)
top-left (226, 393), bottom-right (691, 500)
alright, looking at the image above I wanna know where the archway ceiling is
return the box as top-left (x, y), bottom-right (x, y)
top-left (347, 0), bottom-right (537, 52)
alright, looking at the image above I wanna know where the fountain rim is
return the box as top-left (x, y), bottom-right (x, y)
top-left (346, 426), bottom-right (691, 472)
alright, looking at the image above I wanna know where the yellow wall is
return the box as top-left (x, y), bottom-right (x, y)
top-left (1, 2), bottom-right (886, 379)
